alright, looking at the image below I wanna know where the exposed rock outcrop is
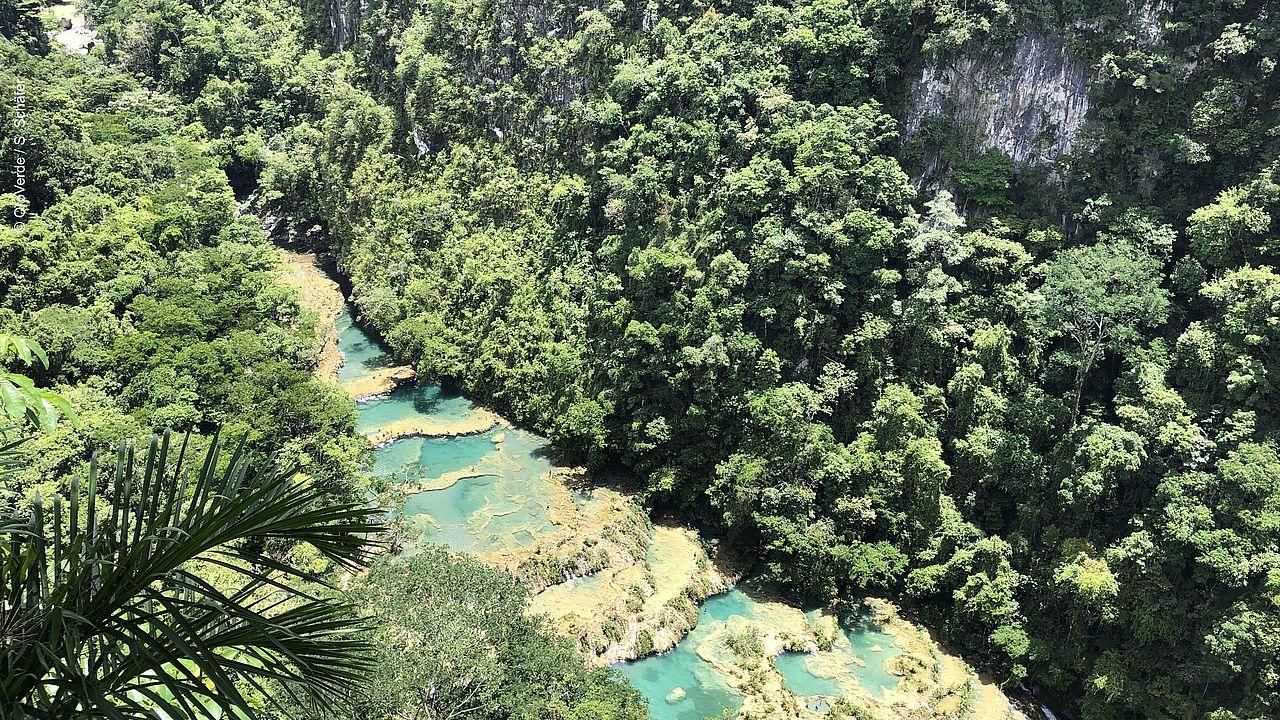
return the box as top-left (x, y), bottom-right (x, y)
top-left (364, 409), bottom-right (500, 446)
top-left (1133, 0), bottom-right (1174, 47)
top-left (276, 249), bottom-right (345, 384)
top-left (341, 365), bottom-right (417, 400)
top-left (48, 1), bottom-right (99, 54)
top-left (904, 29), bottom-right (1089, 180)
top-left (526, 523), bottom-right (739, 665)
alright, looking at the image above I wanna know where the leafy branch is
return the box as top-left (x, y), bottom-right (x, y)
top-left (0, 336), bottom-right (75, 433)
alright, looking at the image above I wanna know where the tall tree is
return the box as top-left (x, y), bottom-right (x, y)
top-left (1031, 239), bottom-right (1169, 422)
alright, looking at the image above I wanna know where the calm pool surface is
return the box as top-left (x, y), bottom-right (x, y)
top-left (618, 589), bottom-right (902, 718)
top-left (339, 305), bottom-right (900, 717)
top-left (340, 309), bottom-right (561, 553)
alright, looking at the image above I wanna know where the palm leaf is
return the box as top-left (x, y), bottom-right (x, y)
top-left (1, 431), bottom-right (385, 719)
top-left (0, 336), bottom-right (75, 431)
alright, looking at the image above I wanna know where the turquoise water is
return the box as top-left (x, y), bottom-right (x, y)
top-left (337, 304), bottom-right (901, 716)
top-left (337, 307), bottom-right (561, 554)
top-left (355, 383), bottom-right (479, 434)
top-left (398, 428), bottom-right (560, 552)
top-left (824, 606), bottom-right (903, 697)
top-left (371, 432), bottom-right (501, 483)
top-left (616, 596), bottom-right (744, 720)
top-left (773, 603), bottom-right (902, 701)
top-left (619, 648), bottom-right (743, 720)
top-left (336, 307), bottom-right (397, 384)
top-left (614, 590), bottom-right (755, 720)
top-left (618, 588), bottom-right (902, 717)
top-left (775, 653), bottom-right (843, 697)
top-left (699, 589), bottom-right (758, 623)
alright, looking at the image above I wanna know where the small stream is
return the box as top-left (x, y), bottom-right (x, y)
top-left (618, 592), bottom-right (746, 720)
top-left (48, 1), bottom-right (98, 53)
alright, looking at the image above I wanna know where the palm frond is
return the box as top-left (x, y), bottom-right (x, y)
top-left (1, 431), bottom-right (385, 719)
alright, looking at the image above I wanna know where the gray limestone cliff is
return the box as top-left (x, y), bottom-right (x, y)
top-left (903, 29), bottom-right (1090, 172)
top-left (902, 2), bottom-right (1174, 186)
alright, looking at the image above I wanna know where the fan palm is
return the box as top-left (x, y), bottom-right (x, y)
top-left (1, 431), bottom-right (385, 719)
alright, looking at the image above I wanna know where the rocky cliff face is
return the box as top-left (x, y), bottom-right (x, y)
top-left (903, 2), bottom-right (1177, 186)
top-left (904, 29), bottom-right (1090, 171)
top-left (1133, 0), bottom-right (1173, 47)
top-left (316, 0), bottom-right (363, 51)
top-left (328, 0), bottom-right (352, 50)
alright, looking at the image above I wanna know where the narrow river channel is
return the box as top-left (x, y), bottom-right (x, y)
top-left (332, 297), bottom-right (1031, 720)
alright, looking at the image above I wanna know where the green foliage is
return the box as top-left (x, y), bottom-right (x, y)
top-left (725, 625), bottom-right (765, 658)
top-left (952, 150), bottom-right (1015, 214)
top-left (0, 433), bottom-right (384, 719)
top-left (18, 0), bottom-right (1280, 717)
top-left (0, 335), bottom-right (74, 432)
top-left (340, 549), bottom-right (647, 720)
top-left (0, 0), bottom-right (49, 55)
top-left (1188, 185), bottom-right (1274, 267)
top-left (0, 43), bottom-right (364, 502)
top-left (1030, 235), bottom-right (1169, 420)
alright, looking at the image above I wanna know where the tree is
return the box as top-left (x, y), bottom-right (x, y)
top-left (1, 432), bottom-right (384, 719)
top-left (1187, 186), bottom-right (1272, 267)
top-left (0, 0), bottom-right (48, 55)
top-left (1031, 239), bottom-right (1169, 422)
top-left (343, 549), bottom-right (646, 720)
top-left (900, 191), bottom-right (971, 380)
top-left (1197, 266), bottom-right (1280, 415)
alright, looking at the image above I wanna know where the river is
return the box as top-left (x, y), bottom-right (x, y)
top-left (47, 1), bottom-right (98, 54)
top-left (323, 286), bottom-right (1032, 720)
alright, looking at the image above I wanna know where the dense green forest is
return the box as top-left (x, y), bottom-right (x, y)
top-left (4, 0), bottom-right (1280, 718)
top-left (0, 15), bottom-right (643, 720)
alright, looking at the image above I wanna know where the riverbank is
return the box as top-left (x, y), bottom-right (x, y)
top-left (342, 365), bottom-right (418, 400)
top-left (279, 247), bottom-right (1032, 719)
top-left (276, 248), bottom-right (424, 401)
top-left (276, 249), bottom-right (345, 383)
top-left (310, 290), bottom-right (736, 665)
top-left (528, 522), bottom-right (741, 664)
top-left (364, 407), bottom-right (498, 445)
top-left (627, 585), bottom-right (1029, 720)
